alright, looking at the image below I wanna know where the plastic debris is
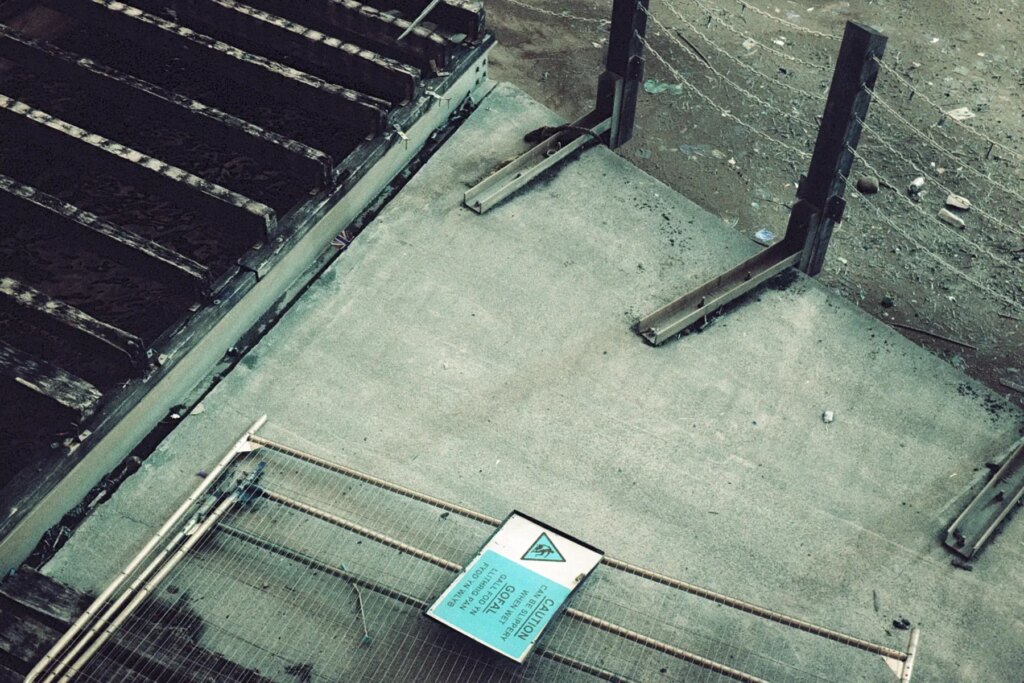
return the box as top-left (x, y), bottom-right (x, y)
top-left (945, 107), bottom-right (975, 121)
top-left (643, 78), bottom-right (683, 95)
top-left (856, 176), bottom-right (879, 194)
top-left (752, 229), bottom-right (776, 246)
top-left (938, 208), bottom-right (966, 228)
top-left (945, 193), bottom-right (971, 210)
top-left (822, 410), bottom-right (835, 424)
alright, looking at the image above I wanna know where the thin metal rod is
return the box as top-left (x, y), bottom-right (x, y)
top-left (562, 608), bottom-right (768, 683)
top-left (217, 524), bottom-right (640, 683)
top-left (251, 436), bottom-right (502, 525)
top-left (26, 416), bottom-right (267, 682)
top-left (260, 490), bottom-right (767, 681)
top-left (396, 0), bottom-right (442, 40)
top-left (253, 436), bottom-right (909, 661)
top-left (58, 495), bottom-right (237, 682)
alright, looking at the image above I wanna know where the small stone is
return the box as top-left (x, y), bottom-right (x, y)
top-left (856, 176), bottom-right (879, 194)
top-left (881, 296), bottom-right (895, 308)
top-left (938, 208), bottom-right (966, 229)
top-left (822, 410), bottom-right (835, 424)
top-left (892, 617), bottom-right (912, 630)
top-left (907, 176), bottom-right (925, 195)
top-left (945, 193), bottom-right (971, 210)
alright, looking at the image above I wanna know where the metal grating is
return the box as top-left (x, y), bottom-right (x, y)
top-left (27, 419), bottom-right (919, 682)
top-left (0, 0), bottom-right (490, 554)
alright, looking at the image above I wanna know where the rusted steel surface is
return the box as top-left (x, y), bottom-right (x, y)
top-left (0, 277), bottom-right (145, 366)
top-left (161, 0), bottom-right (420, 104)
top-left (0, 94), bottom-right (278, 238)
top-left (41, 0), bottom-right (391, 132)
top-left (0, 341), bottom-right (103, 418)
top-left (0, 174), bottom-right (211, 293)
top-left (0, 23), bottom-right (334, 188)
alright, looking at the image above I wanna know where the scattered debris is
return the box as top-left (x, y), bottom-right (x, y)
top-left (881, 296), bottom-right (895, 308)
top-left (635, 148), bottom-right (652, 159)
top-left (643, 78), bottom-right (683, 95)
top-left (938, 208), bottom-right (966, 229)
top-left (752, 228), bottom-right (776, 246)
top-left (872, 589), bottom-right (879, 613)
top-left (892, 617), bottom-right (912, 631)
top-left (945, 107), bottom-right (976, 121)
top-left (907, 176), bottom-right (925, 196)
top-left (950, 557), bottom-right (974, 571)
top-left (890, 322), bottom-right (977, 349)
top-left (945, 193), bottom-right (971, 210)
top-left (822, 410), bottom-right (835, 424)
top-left (856, 176), bottom-right (879, 194)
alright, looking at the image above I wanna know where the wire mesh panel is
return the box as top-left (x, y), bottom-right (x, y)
top-left (30, 424), bottom-right (916, 682)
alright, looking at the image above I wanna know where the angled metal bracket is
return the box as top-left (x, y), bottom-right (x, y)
top-left (463, 111), bottom-right (610, 214)
top-left (946, 435), bottom-right (1024, 558)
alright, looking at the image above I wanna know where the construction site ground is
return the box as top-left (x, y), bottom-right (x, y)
top-left (44, 83), bottom-right (1024, 681)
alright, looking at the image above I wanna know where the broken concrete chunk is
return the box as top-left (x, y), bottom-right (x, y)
top-left (938, 208), bottom-right (966, 228)
top-left (907, 176), bottom-right (925, 195)
top-left (945, 107), bottom-right (976, 121)
top-left (822, 410), bottom-right (835, 424)
top-left (945, 193), bottom-right (972, 210)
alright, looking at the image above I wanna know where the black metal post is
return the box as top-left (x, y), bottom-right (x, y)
top-left (595, 0), bottom-right (649, 148)
top-left (791, 20), bottom-right (886, 276)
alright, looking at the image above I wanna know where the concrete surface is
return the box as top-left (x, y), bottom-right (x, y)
top-left (47, 83), bottom-right (1024, 682)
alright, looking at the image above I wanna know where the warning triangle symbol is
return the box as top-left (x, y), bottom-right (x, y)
top-left (521, 533), bottom-right (565, 562)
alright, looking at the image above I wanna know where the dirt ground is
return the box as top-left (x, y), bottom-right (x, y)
top-left (485, 0), bottom-right (1024, 414)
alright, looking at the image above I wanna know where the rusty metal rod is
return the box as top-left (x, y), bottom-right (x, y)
top-left (252, 435), bottom-right (910, 661)
top-left (260, 490), bottom-right (768, 682)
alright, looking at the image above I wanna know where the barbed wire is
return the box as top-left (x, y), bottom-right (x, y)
top-left (689, 0), bottom-right (832, 71)
top-left (849, 148), bottom-right (1024, 279)
top-left (858, 119), bottom-right (1024, 241)
top-left (644, 4), bottom-right (818, 135)
top-left (842, 174), bottom-right (1023, 313)
top-left (875, 58), bottom-right (1024, 164)
top-left (656, 0), bottom-right (827, 103)
top-left (734, 0), bottom-right (842, 41)
top-left (501, 0), bottom-right (611, 26)
top-left (639, 32), bottom-right (812, 162)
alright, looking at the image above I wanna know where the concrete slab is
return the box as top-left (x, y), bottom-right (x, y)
top-left (46, 83), bottom-right (1024, 682)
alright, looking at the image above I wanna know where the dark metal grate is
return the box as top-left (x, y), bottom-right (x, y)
top-left (0, 0), bottom-right (487, 496)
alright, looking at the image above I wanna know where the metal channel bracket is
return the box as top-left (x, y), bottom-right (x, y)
top-left (463, 111), bottom-right (610, 214)
top-left (945, 435), bottom-right (1024, 558)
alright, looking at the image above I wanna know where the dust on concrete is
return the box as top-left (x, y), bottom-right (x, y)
top-left (486, 0), bottom-right (1024, 410)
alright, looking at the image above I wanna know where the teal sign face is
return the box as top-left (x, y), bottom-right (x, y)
top-left (429, 549), bottom-right (570, 661)
top-left (427, 513), bottom-right (603, 663)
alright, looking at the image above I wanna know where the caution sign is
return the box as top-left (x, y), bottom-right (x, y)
top-left (427, 512), bottom-right (603, 663)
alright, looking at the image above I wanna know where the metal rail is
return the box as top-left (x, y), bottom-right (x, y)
top-left (946, 436), bottom-right (1024, 558)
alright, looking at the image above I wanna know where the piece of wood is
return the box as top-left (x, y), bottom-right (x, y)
top-left (0, 341), bottom-right (102, 418)
top-left (0, 94), bottom-right (278, 239)
top-left (0, 277), bottom-right (146, 366)
top-left (797, 21), bottom-right (887, 276)
top-left (0, 24), bottom-right (333, 188)
top-left (141, 0), bottom-right (419, 103)
top-left (0, 568), bottom-right (91, 626)
top-left (42, 0), bottom-right (390, 134)
top-left (0, 174), bottom-right (211, 295)
top-left (0, 603), bottom-right (61, 665)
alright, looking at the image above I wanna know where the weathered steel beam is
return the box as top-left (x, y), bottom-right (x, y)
top-left (363, 0), bottom-right (484, 41)
top-left (946, 436), bottom-right (1024, 559)
top-left (0, 174), bottom-right (211, 294)
top-left (40, 0), bottom-right (390, 133)
top-left (0, 24), bottom-right (333, 189)
top-left (0, 94), bottom-right (277, 239)
top-left (0, 277), bottom-right (146, 367)
top-left (240, 0), bottom-right (450, 73)
top-left (0, 341), bottom-right (102, 418)
top-left (148, 0), bottom-right (419, 104)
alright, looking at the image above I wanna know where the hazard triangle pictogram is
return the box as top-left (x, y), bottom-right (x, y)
top-left (521, 532), bottom-right (565, 562)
